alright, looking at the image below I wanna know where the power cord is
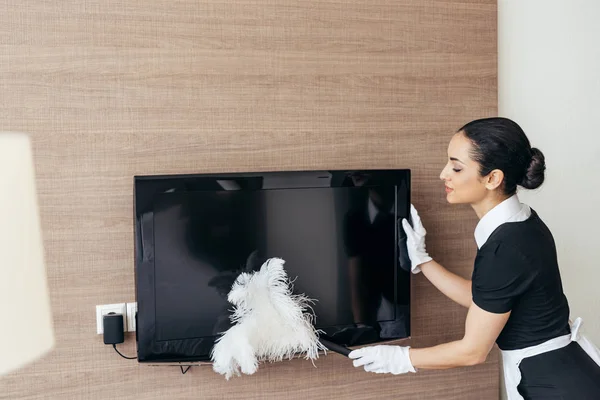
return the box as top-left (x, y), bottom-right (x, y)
top-left (113, 344), bottom-right (137, 360)
top-left (103, 313), bottom-right (136, 360)
top-left (180, 366), bottom-right (192, 374)
top-left (104, 312), bottom-right (193, 373)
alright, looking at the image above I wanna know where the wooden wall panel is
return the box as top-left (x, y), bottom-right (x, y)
top-left (0, 0), bottom-right (498, 398)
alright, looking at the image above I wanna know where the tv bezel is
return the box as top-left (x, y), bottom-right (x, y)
top-left (133, 169), bottom-right (411, 364)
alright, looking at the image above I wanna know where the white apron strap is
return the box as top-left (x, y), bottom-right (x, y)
top-left (501, 335), bottom-right (571, 400)
top-left (502, 317), bottom-right (600, 400)
top-left (571, 317), bottom-right (600, 366)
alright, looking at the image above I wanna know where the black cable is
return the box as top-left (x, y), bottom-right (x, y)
top-left (180, 366), bottom-right (192, 374)
top-left (113, 344), bottom-right (137, 360)
top-left (111, 344), bottom-right (192, 374)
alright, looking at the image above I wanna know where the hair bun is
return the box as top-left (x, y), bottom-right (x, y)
top-left (520, 147), bottom-right (545, 189)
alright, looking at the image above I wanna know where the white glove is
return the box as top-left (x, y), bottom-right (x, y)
top-left (401, 204), bottom-right (433, 274)
top-left (348, 345), bottom-right (416, 375)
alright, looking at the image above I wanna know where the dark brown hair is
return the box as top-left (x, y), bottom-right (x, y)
top-left (458, 117), bottom-right (545, 195)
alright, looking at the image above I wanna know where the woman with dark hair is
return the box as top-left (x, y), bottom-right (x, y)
top-left (348, 118), bottom-right (600, 399)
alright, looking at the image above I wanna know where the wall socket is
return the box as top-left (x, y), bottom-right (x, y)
top-left (96, 303), bottom-right (127, 334)
top-left (96, 302), bottom-right (138, 334)
top-left (126, 302), bottom-right (137, 332)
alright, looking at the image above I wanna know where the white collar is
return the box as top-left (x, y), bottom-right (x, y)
top-left (367, 197), bottom-right (393, 224)
top-left (474, 194), bottom-right (531, 249)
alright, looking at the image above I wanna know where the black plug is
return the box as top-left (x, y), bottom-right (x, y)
top-left (103, 312), bottom-right (125, 345)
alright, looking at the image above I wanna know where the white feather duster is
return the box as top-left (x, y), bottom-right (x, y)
top-left (211, 257), bottom-right (326, 379)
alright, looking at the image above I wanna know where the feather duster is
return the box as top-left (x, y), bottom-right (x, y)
top-left (211, 257), bottom-right (326, 379)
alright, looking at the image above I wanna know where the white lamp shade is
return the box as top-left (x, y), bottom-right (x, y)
top-left (0, 132), bottom-right (54, 376)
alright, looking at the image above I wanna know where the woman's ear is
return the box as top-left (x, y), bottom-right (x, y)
top-left (485, 169), bottom-right (504, 191)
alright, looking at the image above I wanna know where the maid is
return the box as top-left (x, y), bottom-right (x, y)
top-left (349, 117), bottom-right (600, 399)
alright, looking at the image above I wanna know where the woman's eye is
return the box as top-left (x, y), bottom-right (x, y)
top-left (453, 168), bottom-right (462, 173)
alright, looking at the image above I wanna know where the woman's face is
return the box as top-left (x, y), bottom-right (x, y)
top-left (439, 132), bottom-right (489, 205)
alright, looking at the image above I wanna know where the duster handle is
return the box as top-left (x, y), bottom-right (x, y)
top-left (319, 338), bottom-right (351, 357)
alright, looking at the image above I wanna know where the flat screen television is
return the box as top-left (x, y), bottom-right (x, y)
top-left (134, 169), bottom-right (411, 363)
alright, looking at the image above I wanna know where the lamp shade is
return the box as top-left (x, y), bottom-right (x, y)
top-left (0, 132), bottom-right (54, 376)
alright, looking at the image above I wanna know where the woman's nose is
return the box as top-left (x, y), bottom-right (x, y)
top-left (439, 166), bottom-right (448, 181)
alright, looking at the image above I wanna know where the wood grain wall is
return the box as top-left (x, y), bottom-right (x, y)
top-left (0, 0), bottom-right (498, 398)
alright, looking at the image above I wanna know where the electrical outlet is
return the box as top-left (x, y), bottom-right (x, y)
top-left (96, 303), bottom-right (127, 334)
top-left (126, 302), bottom-right (137, 332)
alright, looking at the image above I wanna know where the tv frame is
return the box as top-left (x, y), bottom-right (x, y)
top-left (133, 169), bottom-right (412, 364)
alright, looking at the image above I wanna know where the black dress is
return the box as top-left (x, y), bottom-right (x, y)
top-left (471, 210), bottom-right (600, 399)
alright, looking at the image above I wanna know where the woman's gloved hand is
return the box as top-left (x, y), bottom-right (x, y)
top-left (401, 204), bottom-right (433, 273)
top-left (349, 345), bottom-right (417, 375)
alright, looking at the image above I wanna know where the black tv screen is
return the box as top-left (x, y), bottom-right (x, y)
top-left (134, 170), bottom-right (411, 363)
